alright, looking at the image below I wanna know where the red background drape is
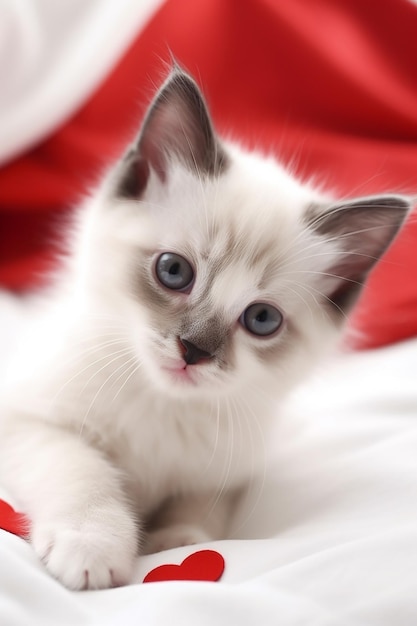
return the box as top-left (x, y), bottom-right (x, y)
top-left (1, 0), bottom-right (416, 348)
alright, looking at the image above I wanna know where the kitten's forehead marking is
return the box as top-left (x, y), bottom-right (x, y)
top-left (199, 213), bottom-right (282, 310)
top-left (209, 261), bottom-right (260, 312)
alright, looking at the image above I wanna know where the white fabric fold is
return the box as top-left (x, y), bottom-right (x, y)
top-left (0, 0), bottom-right (164, 165)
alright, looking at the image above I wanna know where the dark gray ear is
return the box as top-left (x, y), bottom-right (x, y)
top-left (306, 195), bottom-right (410, 316)
top-left (117, 66), bottom-right (227, 198)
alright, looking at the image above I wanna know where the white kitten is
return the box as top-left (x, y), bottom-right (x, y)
top-left (0, 66), bottom-right (409, 590)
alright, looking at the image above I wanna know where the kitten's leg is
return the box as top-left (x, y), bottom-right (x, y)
top-left (0, 415), bottom-right (138, 590)
top-left (144, 490), bottom-right (241, 554)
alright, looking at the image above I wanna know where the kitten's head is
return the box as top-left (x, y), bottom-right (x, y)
top-left (81, 66), bottom-right (410, 400)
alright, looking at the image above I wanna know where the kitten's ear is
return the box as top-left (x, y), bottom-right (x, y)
top-left (306, 195), bottom-right (411, 317)
top-left (117, 66), bottom-right (227, 198)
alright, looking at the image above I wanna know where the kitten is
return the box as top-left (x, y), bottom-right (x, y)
top-left (0, 66), bottom-right (409, 590)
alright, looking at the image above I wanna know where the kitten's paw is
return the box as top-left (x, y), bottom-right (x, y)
top-left (32, 518), bottom-right (138, 590)
top-left (145, 524), bottom-right (212, 554)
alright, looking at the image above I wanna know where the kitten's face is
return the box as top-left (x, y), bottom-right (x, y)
top-left (84, 67), bottom-right (409, 400)
top-left (117, 157), bottom-right (333, 399)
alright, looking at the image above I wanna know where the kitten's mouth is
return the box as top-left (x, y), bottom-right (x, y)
top-left (161, 364), bottom-right (198, 385)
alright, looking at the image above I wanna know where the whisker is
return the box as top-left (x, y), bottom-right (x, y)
top-left (112, 360), bottom-right (143, 402)
top-left (283, 283), bottom-right (317, 324)
top-left (269, 213), bottom-right (395, 279)
top-left (50, 343), bottom-right (132, 410)
top-left (203, 397), bottom-right (221, 473)
top-left (230, 391), bottom-right (268, 536)
top-left (108, 355), bottom-right (139, 396)
top-left (295, 281), bottom-right (349, 321)
top-left (79, 347), bottom-right (135, 395)
top-left (60, 337), bottom-right (131, 368)
top-left (78, 356), bottom-right (142, 437)
top-left (207, 397), bottom-right (234, 518)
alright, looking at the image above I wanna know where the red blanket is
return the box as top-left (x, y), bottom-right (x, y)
top-left (1, 0), bottom-right (416, 348)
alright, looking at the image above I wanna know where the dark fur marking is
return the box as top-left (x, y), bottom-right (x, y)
top-left (180, 314), bottom-right (229, 357)
top-left (134, 261), bottom-right (173, 311)
top-left (305, 196), bottom-right (409, 237)
top-left (117, 155), bottom-right (150, 199)
top-left (116, 66), bottom-right (229, 200)
top-left (304, 195), bottom-right (410, 317)
top-left (158, 69), bottom-right (229, 177)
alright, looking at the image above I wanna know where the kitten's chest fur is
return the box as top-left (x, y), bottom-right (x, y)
top-left (110, 401), bottom-right (251, 511)
top-left (94, 390), bottom-right (263, 513)
top-left (50, 343), bottom-right (267, 514)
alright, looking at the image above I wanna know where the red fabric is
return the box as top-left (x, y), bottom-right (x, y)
top-left (1, 0), bottom-right (416, 348)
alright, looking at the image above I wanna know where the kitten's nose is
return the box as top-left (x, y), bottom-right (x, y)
top-left (179, 338), bottom-right (213, 365)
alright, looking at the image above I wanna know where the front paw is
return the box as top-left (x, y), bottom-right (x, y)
top-left (32, 515), bottom-right (138, 590)
top-left (144, 524), bottom-right (212, 554)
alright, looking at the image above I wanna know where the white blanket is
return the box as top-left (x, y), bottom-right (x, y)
top-left (0, 0), bottom-right (163, 165)
top-left (1, 290), bottom-right (417, 625)
top-left (2, 2), bottom-right (417, 622)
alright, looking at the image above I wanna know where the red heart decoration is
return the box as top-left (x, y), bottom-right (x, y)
top-left (0, 499), bottom-right (29, 538)
top-left (143, 549), bottom-right (225, 583)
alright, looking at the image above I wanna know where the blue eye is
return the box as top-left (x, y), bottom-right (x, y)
top-left (155, 253), bottom-right (194, 291)
top-left (241, 303), bottom-right (283, 337)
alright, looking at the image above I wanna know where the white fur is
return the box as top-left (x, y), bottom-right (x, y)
top-left (1, 95), bottom-right (401, 589)
top-left (0, 142), bottom-right (343, 590)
